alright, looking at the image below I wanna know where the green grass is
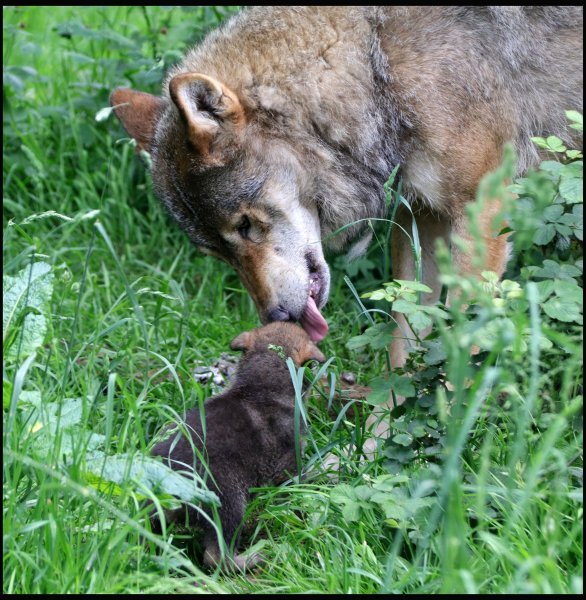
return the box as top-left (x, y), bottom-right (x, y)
top-left (3, 6), bottom-right (583, 594)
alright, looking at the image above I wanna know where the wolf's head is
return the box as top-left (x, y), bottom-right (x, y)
top-left (111, 68), bottom-right (384, 341)
top-left (111, 74), bottom-right (335, 340)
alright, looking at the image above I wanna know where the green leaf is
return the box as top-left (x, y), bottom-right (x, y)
top-left (81, 472), bottom-right (129, 498)
top-left (363, 289), bottom-right (386, 301)
top-left (554, 224), bottom-right (572, 238)
top-left (543, 204), bottom-right (565, 221)
top-left (559, 176), bottom-right (583, 204)
top-left (366, 377), bottom-right (393, 406)
top-left (33, 429), bottom-right (105, 460)
top-left (3, 262), bottom-right (54, 360)
top-left (367, 373), bottom-right (415, 406)
top-left (532, 224), bottom-right (556, 246)
top-left (392, 298), bottom-right (417, 314)
top-left (500, 279), bottom-right (523, 298)
top-left (565, 110), bottom-right (583, 131)
top-left (408, 310), bottom-right (432, 333)
top-left (17, 392), bottom-right (105, 459)
top-left (330, 484), bottom-right (372, 522)
top-left (20, 395), bottom-right (85, 433)
top-left (371, 493), bottom-right (409, 522)
top-left (557, 212), bottom-right (580, 227)
top-left (422, 305), bottom-right (449, 318)
top-left (534, 280), bottom-right (556, 302)
top-left (341, 256), bottom-right (376, 279)
top-left (542, 297), bottom-right (582, 323)
top-left (346, 322), bottom-right (396, 351)
top-left (346, 333), bottom-right (371, 351)
top-left (531, 136), bottom-right (548, 149)
top-left (411, 423), bottom-right (427, 438)
top-left (553, 279), bottom-right (583, 303)
top-left (530, 260), bottom-right (581, 280)
top-left (372, 474), bottom-right (410, 491)
top-left (355, 485), bottom-right (375, 502)
top-left (384, 444), bottom-right (417, 464)
top-left (538, 160), bottom-right (564, 179)
top-left (392, 433), bottom-right (413, 447)
top-left (546, 136), bottom-right (567, 153)
top-left (560, 263), bottom-right (582, 278)
top-left (394, 280), bottom-right (433, 294)
top-left (481, 271), bottom-right (500, 283)
top-left (422, 339), bottom-right (447, 365)
top-left (560, 161), bottom-right (583, 178)
top-left (390, 374), bottom-right (416, 398)
top-left (17, 390), bottom-right (42, 405)
top-left (139, 149), bottom-right (153, 170)
top-left (84, 452), bottom-right (220, 506)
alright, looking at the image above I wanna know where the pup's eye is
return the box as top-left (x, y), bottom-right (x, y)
top-left (237, 216), bottom-right (251, 240)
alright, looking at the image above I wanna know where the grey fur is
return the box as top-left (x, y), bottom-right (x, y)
top-left (111, 6), bottom-right (582, 328)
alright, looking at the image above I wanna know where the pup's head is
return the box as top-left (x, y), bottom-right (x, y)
top-left (110, 73), bottom-right (330, 342)
top-left (230, 322), bottom-right (326, 367)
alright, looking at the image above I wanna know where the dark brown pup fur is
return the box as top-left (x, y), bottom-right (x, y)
top-left (150, 322), bottom-right (325, 571)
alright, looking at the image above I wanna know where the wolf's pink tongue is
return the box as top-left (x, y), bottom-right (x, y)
top-left (300, 295), bottom-right (329, 342)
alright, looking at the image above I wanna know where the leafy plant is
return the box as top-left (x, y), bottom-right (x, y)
top-left (343, 117), bottom-right (583, 574)
top-left (3, 261), bottom-right (54, 361)
top-left (84, 451), bottom-right (220, 507)
top-left (508, 112), bottom-right (583, 269)
top-left (330, 472), bottom-right (436, 545)
top-left (17, 390), bottom-right (105, 458)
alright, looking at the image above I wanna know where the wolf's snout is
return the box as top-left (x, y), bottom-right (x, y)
top-left (259, 246), bottom-right (331, 339)
top-left (267, 306), bottom-right (291, 322)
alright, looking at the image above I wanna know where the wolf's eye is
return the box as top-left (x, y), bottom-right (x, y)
top-left (237, 215), bottom-right (251, 240)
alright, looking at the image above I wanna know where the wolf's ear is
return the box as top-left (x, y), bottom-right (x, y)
top-left (110, 88), bottom-right (167, 152)
top-left (230, 331), bottom-right (253, 353)
top-left (298, 342), bottom-right (326, 365)
top-left (168, 73), bottom-right (245, 157)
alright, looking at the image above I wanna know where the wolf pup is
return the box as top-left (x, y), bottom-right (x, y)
top-left (112, 7), bottom-right (583, 446)
top-left (150, 321), bottom-right (325, 571)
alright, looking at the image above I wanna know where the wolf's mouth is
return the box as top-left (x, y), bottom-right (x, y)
top-left (300, 251), bottom-right (329, 342)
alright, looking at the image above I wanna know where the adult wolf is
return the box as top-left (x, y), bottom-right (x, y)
top-left (111, 6), bottom-right (583, 448)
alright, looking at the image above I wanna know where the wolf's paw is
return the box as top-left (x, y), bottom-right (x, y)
top-left (232, 550), bottom-right (264, 573)
top-left (204, 546), bottom-right (264, 573)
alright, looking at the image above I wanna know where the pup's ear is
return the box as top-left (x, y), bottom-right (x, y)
top-left (110, 88), bottom-right (167, 152)
top-left (230, 331), bottom-right (253, 352)
top-left (299, 342), bottom-right (326, 365)
top-left (168, 72), bottom-right (245, 157)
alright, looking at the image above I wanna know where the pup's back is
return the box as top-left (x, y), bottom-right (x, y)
top-left (150, 322), bottom-right (325, 571)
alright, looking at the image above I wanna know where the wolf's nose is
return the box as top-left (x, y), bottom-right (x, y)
top-left (268, 306), bottom-right (290, 322)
